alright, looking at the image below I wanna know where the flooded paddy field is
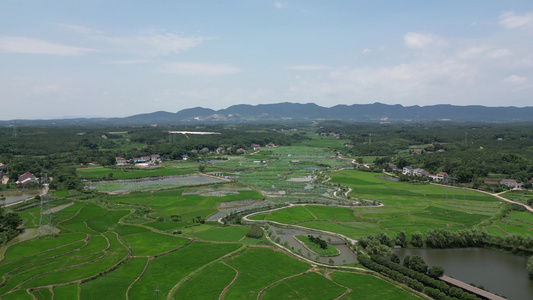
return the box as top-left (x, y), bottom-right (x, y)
top-left (86, 175), bottom-right (228, 193)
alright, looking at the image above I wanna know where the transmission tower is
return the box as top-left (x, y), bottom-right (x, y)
top-left (12, 124), bottom-right (18, 138)
top-left (38, 173), bottom-right (53, 237)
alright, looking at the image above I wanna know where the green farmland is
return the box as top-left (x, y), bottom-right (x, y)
top-left (2, 138), bottom-right (532, 300)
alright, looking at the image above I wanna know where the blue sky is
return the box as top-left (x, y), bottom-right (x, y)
top-left (1, 0), bottom-right (533, 120)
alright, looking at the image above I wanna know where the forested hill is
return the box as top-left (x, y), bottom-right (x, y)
top-left (3, 102), bottom-right (533, 126)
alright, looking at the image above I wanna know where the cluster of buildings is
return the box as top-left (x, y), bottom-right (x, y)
top-left (115, 154), bottom-right (161, 166)
top-left (399, 165), bottom-right (450, 182)
top-left (392, 163), bottom-right (532, 189)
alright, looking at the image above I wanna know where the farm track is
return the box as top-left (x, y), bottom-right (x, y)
top-left (218, 261), bottom-right (239, 300)
top-left (256, 267), bottom-right (315, 299)
top-left (168, 244), bottom-right (246, 299)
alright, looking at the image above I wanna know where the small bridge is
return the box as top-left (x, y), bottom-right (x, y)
top-left (440, 275), bottom-right (506, 300)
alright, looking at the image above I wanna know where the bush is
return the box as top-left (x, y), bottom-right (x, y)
top-left (246, 224), bottom-right (263, 239)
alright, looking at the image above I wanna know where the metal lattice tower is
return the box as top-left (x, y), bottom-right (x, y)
top-left (39, 173), bottom-right (53, 237)
top-left (12, 125), bottom-right (18, 138)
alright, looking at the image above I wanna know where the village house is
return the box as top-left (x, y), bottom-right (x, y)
top-left (388, 163), bottom-right (397, 171)
top-left (0, 163), bottom-right (6, 175)
top-left (484, 181), bottom-right (500, 186)
top-left (436, 172), bottom-right (448, 181)
top-left (115, 157), bottom-right (128, 165)
top-left (15, 172), bottom-right (39, 187)
top-left (500, 179), bottom-right (522, 189)
top-left (132, 157), bottom-right (146, 163)
top-left (150, 154), bottom-right (161, 162)
top-left (402, 166), bottom-right (414, 175)
top-left (412, 168), bottom-right (425, 176)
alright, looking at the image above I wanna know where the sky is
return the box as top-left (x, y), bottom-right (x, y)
top-left (1, 0), bottom-right (533, 120)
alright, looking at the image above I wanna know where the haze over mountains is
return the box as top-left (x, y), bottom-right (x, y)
top-left (3, 102), bottom-right (533, 126)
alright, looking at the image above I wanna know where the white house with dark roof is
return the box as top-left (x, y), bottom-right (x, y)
top-left (500, 179), bottom-right (522, 189)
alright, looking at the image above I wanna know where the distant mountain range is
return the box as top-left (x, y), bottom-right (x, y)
top-left (3, 102), bottom-right (533, 126)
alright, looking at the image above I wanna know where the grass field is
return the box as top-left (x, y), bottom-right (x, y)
top-left (77, 167), bottom-right (193, 179)
top-left (330, 272), bottom-right (421, 299)
top-left (261, 271), bottom-right (346, 300)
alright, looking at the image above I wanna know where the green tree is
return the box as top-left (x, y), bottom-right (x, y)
top-left (395, 231), bottom-right (407, 248)
top-left (410, 231), bottom-right (424, 247)
top-left (428, 266), bottom-right (445, 278)
top-left (403, 255), bottom-right (410, 267)
top-left (408, 255), bottom-right (428, 274)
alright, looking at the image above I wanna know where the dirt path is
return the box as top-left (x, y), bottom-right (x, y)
top-left (218, 262), bottom-right (239, 300)
top-left (256, 268), bottom-right (314, 299)
top-left (126, 257), bottom-right (152, 300)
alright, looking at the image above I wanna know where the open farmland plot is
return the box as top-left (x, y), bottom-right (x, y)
top-left (330, 272), bottom-right (421, 299)
top-left (175, 261), bottom-right (237, 300)
top-left (129, 242), bottom-right (241, 300)
top-left (120, 230), bottom-right (189, 256)
top-left (193, 226), bottom-right (249, 242)
top-left (261, 271), bottom-right (347, 300)
top-left (328, 170), bottom-right (499, 231)
top-left (0, 232), bottom-right (128, 296)
top-left (77, 167), bottom-right (192, 180)
top-left (223, 247), bottom-right (311, 300)
top-left (80, 257), bottom-right (148, 299)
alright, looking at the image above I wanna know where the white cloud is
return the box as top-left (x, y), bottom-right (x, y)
top-left (404, 32), bottom-right (447, 49)
top-left (0, 36), bottom-right (97, 55)
top-left (31, 84), bottom-right (62, 95)
top-left (161, 62), bottom-right (242, 75)
top-left (55, 24), bottom-right (103, 35)
top-left (457, 46), bottom-right (488, 59)
top-left (288, 65), bottom-right (329, 71)
top-left (96, 31), bottom-right (211, 57)
top-left (504, 74), bottom-right (527, 85)
top-left (362, 48), bottom-right (370, 54)
top-left (108, 59), bottom-right (152, 65)
top-left (487, 49), bottom-right (511, 59)
top-left (274, 2), bottom-right (286, 9)
top-left (499, 11), bottom-right (533, 29)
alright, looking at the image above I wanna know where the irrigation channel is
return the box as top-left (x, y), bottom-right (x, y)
top-left (394, 247), bottom-right (533, 300)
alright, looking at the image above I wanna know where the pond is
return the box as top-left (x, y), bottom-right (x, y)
top-left (1, 192), bottom-right (38, 206)
top-left (268, 224), bottom-right (357, 266)
top-left (394, 247), bottom-right (533, 300)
